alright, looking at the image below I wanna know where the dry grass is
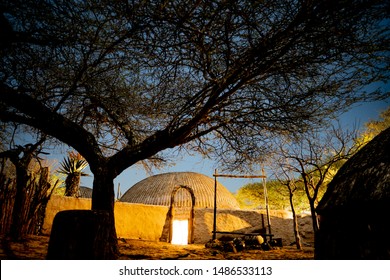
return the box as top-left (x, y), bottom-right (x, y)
top-left (0, 234), bottom-right (314, 260)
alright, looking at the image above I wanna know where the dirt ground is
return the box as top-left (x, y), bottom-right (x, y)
top-left (0, 234), bottom-right (314, 260)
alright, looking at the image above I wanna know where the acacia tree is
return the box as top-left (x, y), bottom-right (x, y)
top-left (236, 177), bottom-right (307, 249)
top-left (283, 179), bottom-right (303, 250)
top-left (272, 160), bottom-right (310, 250)
top-left (235, 180), bottom-right (307, 211)
top-left (1, 1), bottom-right (389, 258)
top-left (356, 106), bottom-right (390, 145)
top-left (273, 123), bottom-right (362, 234)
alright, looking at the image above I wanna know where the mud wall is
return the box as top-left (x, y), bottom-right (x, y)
top-left (43, 195), bottom-right (312, 245)
top-left (42, 195), bottom-right (169, 241)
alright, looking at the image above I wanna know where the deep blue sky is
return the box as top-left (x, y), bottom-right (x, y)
top-left (76, 98), bottom-right (390, 196)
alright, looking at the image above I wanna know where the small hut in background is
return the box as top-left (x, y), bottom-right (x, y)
top-left (315, 127), bottom-right (390, 259)
top-left (78, 186), bottom-right (93, 199)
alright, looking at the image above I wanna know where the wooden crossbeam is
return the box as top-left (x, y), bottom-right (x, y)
top-left (212, 168), bottom-right (270, 240)
top-left (212, 174), bottom-right (266, 179)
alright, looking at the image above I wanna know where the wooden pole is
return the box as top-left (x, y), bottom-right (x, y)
top-left (212, 169), bottom-right (217, 240)
top-left (116, 183), bottom-right (121, 200)
top-left (211, 170), bottom-right (268, 240)
top-left (212, 174), bottom-right (266, 179)
top-left (262, 168), bottom-right (272, 238)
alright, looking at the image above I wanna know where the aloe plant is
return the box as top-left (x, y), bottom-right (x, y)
top-left (58, 152), bottom-right (89, 197)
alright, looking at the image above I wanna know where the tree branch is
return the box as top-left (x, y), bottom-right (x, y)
top-left (0, 85), bottom-right (103, 168)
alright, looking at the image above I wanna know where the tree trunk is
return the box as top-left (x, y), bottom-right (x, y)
top-left (9, 166), bottom-right (29, 240)
top-left (91, 169), bottom-right (119, 259)
top-left (64, 173), bottom-right (80, 197)
top-left (309, 199), bottom-right (319, 234)
top-left (47, 163), bottom-right (119, 259)
top-left (289, 191), bottom-right (302, 250)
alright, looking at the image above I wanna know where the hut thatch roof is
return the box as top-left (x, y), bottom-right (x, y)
top-left (78, 186), bottom-right (93, 198)
top-left (316, 127), bottom-right (390, 214)
top-left (120, 172), bottom-right (240, 209)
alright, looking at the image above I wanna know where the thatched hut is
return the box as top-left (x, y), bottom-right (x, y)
top-left (78, 186), bottom-right (93, 198)
top-left (120, 172), bottom-right (240, 244)
top-left (315, 127), bottom-right (390, 259)
top-left (120, 172), bottom-right (240, 209)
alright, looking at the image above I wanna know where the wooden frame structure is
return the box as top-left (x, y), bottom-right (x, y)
top-left (212, 169), bottom-right (271, 240)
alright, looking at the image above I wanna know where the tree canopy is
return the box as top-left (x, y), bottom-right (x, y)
top-left (1, 0), bottom-right (389, 173)
top-left (1, 0), bottom-right (389, 258)
top-left (235, 180), bottom-right (308, 213)
top-left (357, 106), bottom-right (390, 145)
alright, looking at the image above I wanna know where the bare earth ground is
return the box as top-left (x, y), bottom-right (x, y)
top-left (0, 235), bottom-right (314, 260)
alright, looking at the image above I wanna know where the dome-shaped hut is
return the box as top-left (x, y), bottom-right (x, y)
top-left (316, 127), bottom-right (390, 259)
top-left (120, 171), bottom-right (240, 209)
top-left (120, 172), bottom-right (240, 244)
top-left (78, 186), bottom-right (93, 198)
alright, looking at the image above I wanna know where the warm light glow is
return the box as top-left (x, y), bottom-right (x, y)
top-left (171, 219), bottom-right (188, 245)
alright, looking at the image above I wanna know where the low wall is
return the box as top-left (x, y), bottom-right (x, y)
top-left (43, 195), bottom-right (312, 245)
top-left (42, 195), bottom-right (169, 241)
top-left (42, 195), bottom-right (92, 234)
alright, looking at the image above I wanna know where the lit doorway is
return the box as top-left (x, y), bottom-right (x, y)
top-left (171, 219), bottom-right (189, 245)
top-left (168, 185), bottom-right (195, 245)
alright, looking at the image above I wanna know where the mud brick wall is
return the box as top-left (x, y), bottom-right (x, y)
top-left (43, 195), bottom-right (312, 245)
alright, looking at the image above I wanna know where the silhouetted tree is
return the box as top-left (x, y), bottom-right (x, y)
top-left (1, 0), bottom-right (388, 258)
top-left (273, 166), bottom-right (306, 250)
top-left (273, 123), bottom-right (361, 234)
top-left (0, 137), bottom-right (51, 239)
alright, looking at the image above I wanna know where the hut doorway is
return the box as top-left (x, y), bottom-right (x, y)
top-left (171, 219), bottom-right (189, 245)
top-left (169, 185), bottom-right (195, 245)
